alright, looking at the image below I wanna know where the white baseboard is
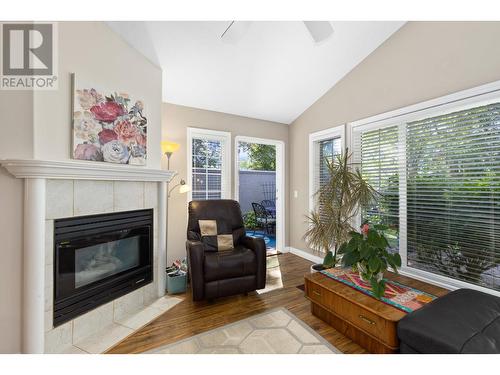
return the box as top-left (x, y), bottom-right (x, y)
top-left (285, 246), bottom-right (323, 264)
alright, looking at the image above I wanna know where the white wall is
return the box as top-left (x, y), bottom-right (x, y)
top-left (0, 21), bottom-right (163, 353)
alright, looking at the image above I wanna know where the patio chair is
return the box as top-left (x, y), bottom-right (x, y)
top-left (260, 199), bottom-right (276, 217)
top-left (252, 202), bottom-right (276, 235)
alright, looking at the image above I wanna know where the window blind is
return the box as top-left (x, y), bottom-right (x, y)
top-left (191, 137), bottom-right (224, 201)
top-left (355, 126), bottom-right (400, 251)
top-left (316, 138), bottom-right (341, 218)
top-left (406, 103), bottom-right (500, 290)
top-left (318, 138), bottom-right (342, 190)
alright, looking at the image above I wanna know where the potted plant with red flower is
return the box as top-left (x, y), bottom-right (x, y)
top-left (338, 223), bottom-right (402, 298)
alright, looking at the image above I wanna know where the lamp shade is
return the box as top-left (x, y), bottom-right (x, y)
top-left (179, 184), bottom-right (191, 194)
top-left (161, 140), bottom-right (180, 154)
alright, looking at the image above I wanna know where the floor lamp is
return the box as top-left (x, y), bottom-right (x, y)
top-left (161, 140), bottom-right (180, 170)
top-left (161, 140), bottom-right (191, 274)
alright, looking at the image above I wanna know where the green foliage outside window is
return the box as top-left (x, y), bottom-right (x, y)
top-left (238, 142), bottom-right (276, 171)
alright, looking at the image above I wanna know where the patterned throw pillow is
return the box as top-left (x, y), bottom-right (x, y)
top-left (198, 220), bottom-right (234, 252)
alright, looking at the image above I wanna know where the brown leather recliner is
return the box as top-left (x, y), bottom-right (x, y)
top-left (186, 199), bottom-right (267, 301)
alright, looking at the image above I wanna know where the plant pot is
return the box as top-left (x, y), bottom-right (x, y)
top-left (310, 264), bottom-right (326, 273)
top-left (357, 268), bottom-right (384, 284)
top-left (166, 270), bottom-right (187, 294)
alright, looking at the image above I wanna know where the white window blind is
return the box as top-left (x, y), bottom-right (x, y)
top-left (358, 126), bottom-right (400, 251)
top-left (405, 102), bottom-right (500, 290)
top-left (315, 138), bottom-right (342, 218)
top-left (354, 99), bottom-right (500, 293)
top-left (318, 138), bottom-right (342, 191)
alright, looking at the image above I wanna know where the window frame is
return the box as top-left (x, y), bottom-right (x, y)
top-left (186, 127), bottom-right (231, 202)
top-left (308, 125), bottom-right (345, 223)
top-left (349, 80), bottom-right (500, 297)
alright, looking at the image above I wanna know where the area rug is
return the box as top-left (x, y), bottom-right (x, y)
top-left (146, 308), bottom-right (340, 354)
top-left (320, 267), bottom-right (437, 313)
top-left (266, 253), bottom-right (280, 269)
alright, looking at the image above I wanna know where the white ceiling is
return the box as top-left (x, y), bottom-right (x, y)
top-left (107, 21), bottom-right (405, 124)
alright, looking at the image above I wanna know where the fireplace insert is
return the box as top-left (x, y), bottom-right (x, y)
top-left (53, 209), bottom-right (153, 327)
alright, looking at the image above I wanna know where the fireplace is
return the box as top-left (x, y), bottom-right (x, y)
top-left (53, 209), bottom-right (154, 327)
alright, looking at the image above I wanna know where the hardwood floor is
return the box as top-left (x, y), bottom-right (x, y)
top-left (106, 253), bottom-right (366, 354)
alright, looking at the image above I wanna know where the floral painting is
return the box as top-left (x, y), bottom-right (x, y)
top-left (72, 77), bottom-right (147, 165)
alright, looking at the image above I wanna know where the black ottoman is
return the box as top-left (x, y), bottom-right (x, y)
top-left (397, 288), bottom-right (500, 353)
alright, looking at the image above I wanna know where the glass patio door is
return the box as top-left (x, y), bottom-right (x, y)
top-left (235, 137), bottom-right (284, 253)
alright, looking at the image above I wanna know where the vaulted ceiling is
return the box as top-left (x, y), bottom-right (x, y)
top-left (107, 21), bottom-right (405, 124)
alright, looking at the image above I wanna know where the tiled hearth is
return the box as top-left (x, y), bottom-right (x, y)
top-left (47, 292), bottom-right (182, 354)
top-left (0, 159), bottom-right (175, 353)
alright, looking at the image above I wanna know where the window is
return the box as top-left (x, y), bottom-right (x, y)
top-left (187, 128), bottom-right (231, 201)
top-left (405, 103), bottom-right (500, 289)
top-left (352, 83), bottom-right (500, 295)
top-left (319, 138), bottom-right (342, 192)
top-left (309, 126), bottom-right (344, 229)
top-left (355, 125), bottom-right (400, 250)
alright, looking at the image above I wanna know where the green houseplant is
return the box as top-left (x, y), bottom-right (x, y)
top-left (338, 224), bottom-right (402, 298)
top-left (243, 211), bottom-right (258, 231)
top-left (303, 149), bottom-right (377, 271)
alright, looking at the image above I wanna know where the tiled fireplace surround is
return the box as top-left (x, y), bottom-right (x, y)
top-left (45, 179), bottom-right (163, 353)
top-left (1, 160), bottom-right (176, 354)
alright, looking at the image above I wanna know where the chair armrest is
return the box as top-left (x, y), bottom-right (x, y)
top-left (186, 240), bottom-right (205, 301)
top-left (241, 236), bottom-right (267, 289)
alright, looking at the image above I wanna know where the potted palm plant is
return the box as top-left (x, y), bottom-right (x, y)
top-left (304, 149), bottom-right (377, 272)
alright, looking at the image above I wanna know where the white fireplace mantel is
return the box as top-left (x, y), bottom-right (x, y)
top-left (1, 159), bottom-right (175, 353)
top-left (0, 159), bottom-right (177, 181)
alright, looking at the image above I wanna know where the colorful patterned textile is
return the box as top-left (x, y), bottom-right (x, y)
top-left (198, 220), bottom-right (234, 252)
top-left (320, 268), bottom-right (437, 313)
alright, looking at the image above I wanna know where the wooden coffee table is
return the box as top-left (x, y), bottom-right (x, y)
top-left (305, 271), bottom-right (448, 353)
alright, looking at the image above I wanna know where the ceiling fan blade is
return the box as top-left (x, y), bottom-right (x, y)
top-left (303, 21), bottom-right (334, 43)
top-left (220, 21), bottom-right (252, 44)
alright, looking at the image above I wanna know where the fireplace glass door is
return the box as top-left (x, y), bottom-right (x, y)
top-left (56, 226), bottom-right (151, 300)
top-left (74, 233), bottom-right (142, 289)
top-left (54, 209), bottom-right (153, 326)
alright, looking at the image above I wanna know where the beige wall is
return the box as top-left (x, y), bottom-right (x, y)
top-left (0, 88), bottom-right (34, 353)
top-left (162, 103), bottom-right (289, 264)
top-left (289, 21), bottom-right (500, 254)
top-left (0, 21), bottom-right (162, 353)
top-left (33, 22), bottom-right (163, 168)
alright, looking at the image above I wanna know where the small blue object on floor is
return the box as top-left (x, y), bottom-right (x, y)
top-left (166, 270), bottom-right (187, 294)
